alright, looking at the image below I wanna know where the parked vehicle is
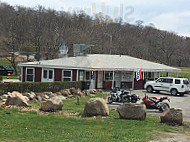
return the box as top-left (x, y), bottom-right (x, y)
top-left (142, 94), bottom-right (170, 112)
top-left (107, 88), bottom-right (140, 104)
top-left (144, 77), bottom-right (190, 96)
top-left (0, 66), bottom-right (14, 76)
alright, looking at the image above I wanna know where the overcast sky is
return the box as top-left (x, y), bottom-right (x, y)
top-left (1, 0), bottom-right (190, 37)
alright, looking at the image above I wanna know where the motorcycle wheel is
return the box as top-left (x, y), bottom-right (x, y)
top-left (159, 102), bottom-right (170, 112)
top-left (122, 96), bottom-right (130, 103)
top-left (107, 97), bottom-right (113, 104)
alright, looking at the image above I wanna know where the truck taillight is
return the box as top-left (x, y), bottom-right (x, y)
top-left (182, 85), bottom-right (184, 88)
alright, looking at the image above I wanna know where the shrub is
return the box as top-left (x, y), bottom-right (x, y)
top-left (0, 81), bottom-right (82, 93)
top-left (0, 76), bottom-right (2, 82)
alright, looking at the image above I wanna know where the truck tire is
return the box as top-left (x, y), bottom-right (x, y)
top-left (171, 89), bottom-right (178, 96)
top-left (146, 86), bottom-right (153, 93)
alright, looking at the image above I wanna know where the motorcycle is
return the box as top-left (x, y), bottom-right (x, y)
top-left (142, 94), bottom-right (170, 112)
top-left (107, 88), bottom-right (140, 104)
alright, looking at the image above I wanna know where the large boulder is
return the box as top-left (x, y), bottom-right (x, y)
top-left (83, 98), bottom-right (109, 117)
top-left (40, 96), bottom-right (63, 112)
top-left (5, 91), bottom-right (29, 107)
top-left (160, 108), bottom-right (183, 125)
top-left (117, 103), bottom-right (146, 120)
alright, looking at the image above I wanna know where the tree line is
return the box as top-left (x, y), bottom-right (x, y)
top-left (0, 2), bottom-right (189, 74)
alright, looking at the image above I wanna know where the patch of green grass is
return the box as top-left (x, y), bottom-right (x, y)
top-left (162, 67), bottom-right (190, 79)
top-left (0, 94), bottom-right (188, 142)
top-left (0, 58), bottom-right (12, 66)
top-left (2, 76), bottom-right (19, 79)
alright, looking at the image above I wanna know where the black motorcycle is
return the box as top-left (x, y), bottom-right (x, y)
top-left (107, 88), bottom-right (140, 104)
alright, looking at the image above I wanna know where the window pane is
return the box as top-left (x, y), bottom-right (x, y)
top-left (63, 78), bottom-right (71, 81)
top-left (27, 75), bottom-right (33, 82)
top-left (175, 79), bottom-right (180, 84)
top-left (183, 80), bottom-right (189, 85)
top-left (64, 71), bottom-right (71, 77)
top-left (86, 72), bottom-right (90, 80)
top-left (27, 69), bottom-right (33, 74)
top-left (43, 70), bottom-right (47, 78)
top-left (79, 71), bottom-right (84, 81)
top-left (105, 72), bottom-right (113, 80)
top-left (49, 70), bottom-right (53, 79)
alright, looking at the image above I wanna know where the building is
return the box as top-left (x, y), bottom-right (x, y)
top-left (18, 54), bottom-right (181, 90)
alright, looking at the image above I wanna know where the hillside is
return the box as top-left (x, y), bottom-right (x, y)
top-left (0, 2), bottom-right (189, 67)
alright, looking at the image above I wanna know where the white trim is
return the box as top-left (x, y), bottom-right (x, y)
top-left (76, 70), bottom-right (79, 81)
top-left (62, 70), bottom-right (73, 81)
top-left (21, 67), bottom-right (23, 82)
top-left (25, 67), bottom-right (35, 82)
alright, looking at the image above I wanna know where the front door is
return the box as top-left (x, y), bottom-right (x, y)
top-left (97, 71), bottom-right (103, 88)
top-left (114, 72), bottom-right (120, 88)
top-left (42, 69), bottom-right (54, 82)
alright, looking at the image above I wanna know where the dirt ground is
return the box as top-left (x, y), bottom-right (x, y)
top-left (150, 131), bottom-right (190, 142)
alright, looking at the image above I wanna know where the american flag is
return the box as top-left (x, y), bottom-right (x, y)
top-left (136, 68), bottom-right (142, 81)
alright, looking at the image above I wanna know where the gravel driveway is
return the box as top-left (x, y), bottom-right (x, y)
top-left (108, 90), bottom-right (190, 122)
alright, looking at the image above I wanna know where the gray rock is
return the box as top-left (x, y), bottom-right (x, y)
top-left (5, 91), bottom-right (28, 107)
top-left (40, 96), bottom-right (63, 112)
top-left (117, 103), bottom-right (146, 120)
top-left (160, 108), bottom-right (183, 125)
top-left (57, 95), bottom-right (66, 101)
top-left (36, 95), bottom-right (42, 101)
top-left (0, 94), bottom-right (8, 100)
top-left (25, 92), bottom-right (36, 100)
top-left (83, 98), bottom-right (109, 117)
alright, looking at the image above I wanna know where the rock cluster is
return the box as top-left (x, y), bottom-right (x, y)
top-left (0, 88), bottom-right (100, 112)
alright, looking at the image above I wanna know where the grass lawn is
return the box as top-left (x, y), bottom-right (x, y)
top-left (176, 67), bottom-right (190, 79)
top-left (0, 58), bottom-right (12, 66)
top-left (0, 94), bottom-right (189, 142)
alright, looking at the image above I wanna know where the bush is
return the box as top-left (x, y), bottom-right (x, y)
top-left (0, 81), bottom-right (82, 93)
top-left (0, 76), bottom-right (2, 82)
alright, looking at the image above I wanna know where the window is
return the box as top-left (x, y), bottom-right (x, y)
top-left (26, 68), bottom-right (34, 82)
top-left (85, 71), bottom-right (90, 80)
top-left (49, 70), bottom-right (53, 79)
top-left (43, 70), bottom-right (47, 79)
top-left (183, 80), bottom-right (189, 85)
top-left (79, 71), bottom-right (84, 81)
top-left (63, 70), bottom-right (72, 81)
top-left (175, 79), bottom-right (180, 84)
top-left (122, 72), bottom-right (132, 82)
top-left (162, 78), bottom-right (173, 83)
top-left (105, 72), bottom-right (113, 80)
